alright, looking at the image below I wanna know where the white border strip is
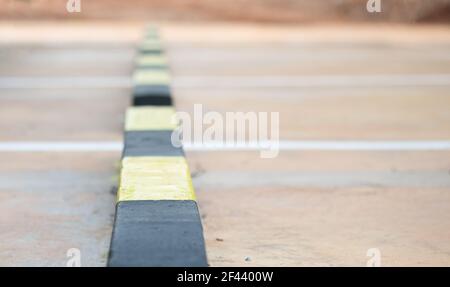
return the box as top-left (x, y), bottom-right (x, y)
top-left (0, 141), bottom-right (450, 152)
top-left (0, 142), bottom-right (123, 152)
top-left (0, 77), bottom-right (131, 89)
top-left (184, 141), bottom-right (450, 151)
top-left (0, 74), bottom-right (449, 89)
top-left (174, 74), bottom-right (450, 88)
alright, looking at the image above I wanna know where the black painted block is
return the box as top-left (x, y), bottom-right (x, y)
top-left (108, 200), bottom-right (208, 267)
top-left (136, 64), bottom-right (169, 70)
top-left (133, 85), bottom-right (172, 106)
top-left (123, 131), bottom-right (184, 157)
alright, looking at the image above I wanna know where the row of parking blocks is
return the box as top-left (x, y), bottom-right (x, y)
top-left (107, 28), bottom-right (208, 267)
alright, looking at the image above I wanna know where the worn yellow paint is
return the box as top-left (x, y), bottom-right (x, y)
top-left (132, 70), bottom-right (171, 85)
top-left (145, 29), bottom-right (159, 39)
top-left (136, 55), bottom-right (168, 66)
top-left (139, 39), bottom-right (163, 51)
top-left (125, 106), bottom-right (178, 131)
top-left (140, 38), bottom-right (161, 45)
top-left (118, 156), bottom-right (196, 202)
top-left (145, 25), bottom-right (159, 36)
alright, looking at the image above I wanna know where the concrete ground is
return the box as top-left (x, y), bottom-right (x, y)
top-left (0, 22), bottom-right (449, 266)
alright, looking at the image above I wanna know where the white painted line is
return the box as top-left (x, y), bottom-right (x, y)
top-left (0, 77), bottom-right (132, 89)
top-left (169, 51), bottom-right (450, 62)
top-left (174, 74), bottom-right (450, 88)
top-left (0, 141), bottom-right (450, 152)
top-left (193, 171), bottom-right (450, 188)
top-left (1, 74), bottom-right (450, 89)
top-left (0, 142), bottom-right (123, 152)
top-left (185, 141), bottom-right (450, 151)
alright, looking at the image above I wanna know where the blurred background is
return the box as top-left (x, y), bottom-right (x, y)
top-left (0, 0), bottom-right (449, 23)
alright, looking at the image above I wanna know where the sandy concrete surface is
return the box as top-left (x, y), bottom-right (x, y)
top-left (0, 153), bottom-right (118, 266)
top-left (175, 24), bottom-right (450, 266)
top-left (197, 186), bottom-right (450, 266)
top-left (0, 22), bottom-right (449, 266)
top-left (0, 23), bottom-right (134, 266)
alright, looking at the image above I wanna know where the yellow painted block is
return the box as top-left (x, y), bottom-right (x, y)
top-left (118, 156), bottom-right (196, 202)
top-left (145, 34), bottom-right (159, 41)
top-left (125, 106), bottom-right (178, 131)
top-left (145, 28), bottom-right (159, 39)
top-left (145, 25), bottom-right (159, 36)
top-left (141, 38), bottom-right (161, 45)
top-left (136, 55), bottom-right (168, 66)
top-left (139, 40), bottom-right (163, 51)
top-left (132, 70), bottom-right (171, 85)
